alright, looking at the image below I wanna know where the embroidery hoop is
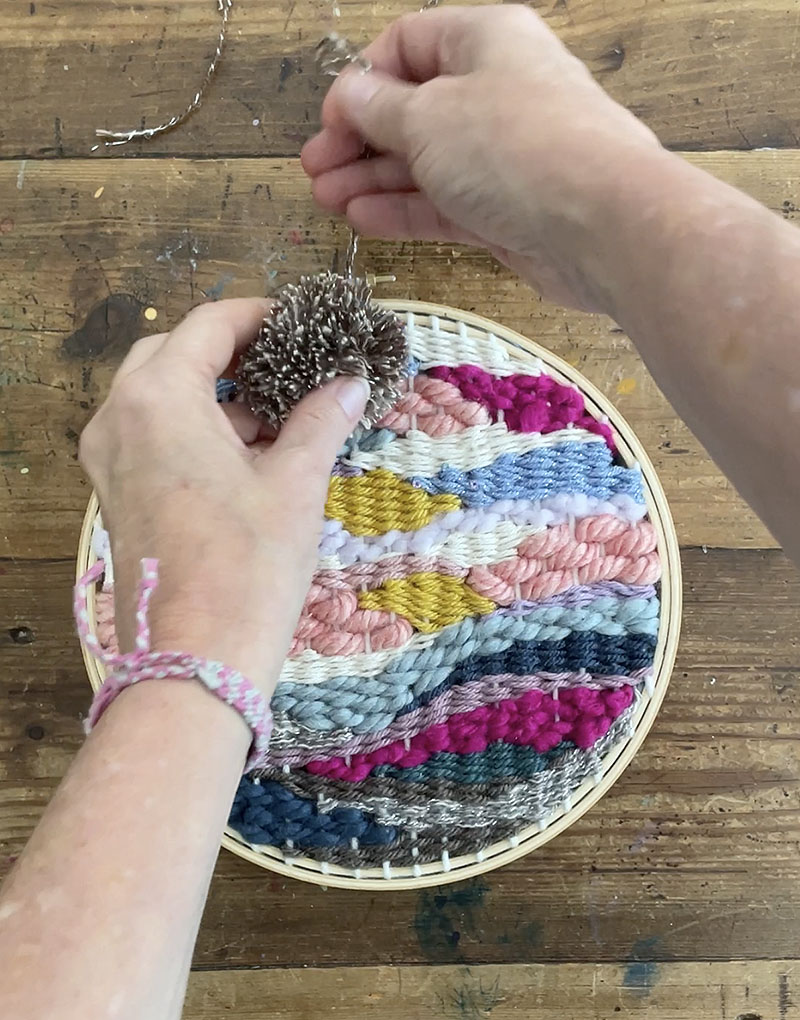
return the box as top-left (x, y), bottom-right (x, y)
top-left (76, 300), bottom-right (682, 890)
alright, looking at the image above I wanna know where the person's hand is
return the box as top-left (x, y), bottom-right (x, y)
top-left (79, 299), bottom-right (369, 695)
top-left (302, 5), bottom-right (664, 311)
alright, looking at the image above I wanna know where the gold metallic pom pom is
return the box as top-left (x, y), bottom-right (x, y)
top-left (238, 272), bottom-right (409, 428)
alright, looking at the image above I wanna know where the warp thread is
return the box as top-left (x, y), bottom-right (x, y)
top-left (407, 317), bottom-right (522, 375)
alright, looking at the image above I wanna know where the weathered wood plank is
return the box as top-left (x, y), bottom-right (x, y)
top-left (2, 548), bottom-right (800, 966)
top-left (182, 960), bottom-right (800, 1018)
top-left (3, 0), bottom-right (800, 158)
top-left (4, 151), bottom-right (798, 554)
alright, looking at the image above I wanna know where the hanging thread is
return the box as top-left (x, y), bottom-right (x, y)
top-left (93, 0), bottom-right (233, 150)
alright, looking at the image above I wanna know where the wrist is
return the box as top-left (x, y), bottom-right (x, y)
top-left (556, 143), bottom-right (682, 317)
top-left (103, 676), bottom-right (252, 765)
top-left (113, 559), bottom-right (291, 698)
top-left (147, 609), bottom-right (285, 699)
top-left (579, 146), bottom-right (757, 325)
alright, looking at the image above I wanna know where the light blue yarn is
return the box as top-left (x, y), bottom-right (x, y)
top-left (409, 441), bottom-right (644, 507)
top-left (339, 427), bottom-right (397, 458)
top-left (271, 596), bottom-right (659, 733)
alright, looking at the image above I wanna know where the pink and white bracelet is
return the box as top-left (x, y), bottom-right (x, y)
top-left (74, 557), bottom-right (273, 771)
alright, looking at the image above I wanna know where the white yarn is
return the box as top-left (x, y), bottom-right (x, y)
top-left (345, 422), bottom-right (602, 475)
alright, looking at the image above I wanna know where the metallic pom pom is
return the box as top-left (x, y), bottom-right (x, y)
top-left (238, 272), bottom-right (409, 428)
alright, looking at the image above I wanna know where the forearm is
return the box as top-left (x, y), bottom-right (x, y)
top-left (0, 679), bottom-right (249, 1020)
top-left (589, 149), bottom-right (800, 561)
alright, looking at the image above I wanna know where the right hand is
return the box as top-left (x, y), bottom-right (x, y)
top-left (302, 5), bottom-right (664, 311)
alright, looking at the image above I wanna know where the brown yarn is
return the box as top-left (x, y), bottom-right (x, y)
top-left (238, 273), bottom-right (408, 428)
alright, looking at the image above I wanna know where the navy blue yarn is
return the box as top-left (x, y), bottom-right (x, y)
top-left (229, 777), bottom-right (397, 849)
top-left (216, 378), bottom-right (238, 403)
top-left (374, 739), bottom-right (571, 784)
top-left (401, 632), bottom-right (656, 716)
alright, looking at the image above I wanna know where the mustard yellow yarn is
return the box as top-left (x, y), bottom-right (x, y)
top-left (359, 573), bottom-right (496, 633)
top-left (325, 469), bottom-right (461, 536)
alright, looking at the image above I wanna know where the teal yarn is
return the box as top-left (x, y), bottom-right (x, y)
top-left (374, 740), bottom-right (570, 784)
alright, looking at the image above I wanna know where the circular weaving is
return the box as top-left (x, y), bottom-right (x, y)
top-left (77, 300), bottom-right (681, 889)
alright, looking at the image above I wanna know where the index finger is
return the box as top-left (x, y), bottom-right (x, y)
top-left (160, 297), bottom-right (272, 382)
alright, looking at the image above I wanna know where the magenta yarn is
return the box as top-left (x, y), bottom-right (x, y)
top-left (305, 685), bottom-right (635, 782)
top-left (428, 364), bottom-right (615, 449)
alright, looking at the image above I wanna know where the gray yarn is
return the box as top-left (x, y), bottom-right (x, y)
top-left (272, 597), bottom-right (658, 732)
top-left (259, 704), bottom-right (636, 831)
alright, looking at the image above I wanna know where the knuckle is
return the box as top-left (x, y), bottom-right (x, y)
top-left (182, 302), bottom-right (217, 328)
top-left (181, 300), bottom-right (229, 334)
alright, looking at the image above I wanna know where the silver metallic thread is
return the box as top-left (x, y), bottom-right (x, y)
top-left (315, 34), bottom-right (372, 278)
top-left (93, 0), bottom-right (232, 149)
top-left (315, 32), bottom-right (373, 77)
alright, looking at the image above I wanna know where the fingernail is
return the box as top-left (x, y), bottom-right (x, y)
top-left (334, 375), bottom-right (371, 422)
top-left (338, 69), bottom-right (381, 111)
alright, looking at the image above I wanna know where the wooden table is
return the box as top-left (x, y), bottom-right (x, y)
top-left (2, 1), bottom-right (799, 1015)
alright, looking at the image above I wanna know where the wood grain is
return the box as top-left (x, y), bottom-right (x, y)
top-left (5, 150), bottom-right (800, 554)
top-left (4, 0), bottom-right (800, 1003)
top-left (181, 961), bottom-right (800, 1018)
top-left (3, 548), bottom-right (800, 966)
top-left (4, 0), bottom-right (800, 158)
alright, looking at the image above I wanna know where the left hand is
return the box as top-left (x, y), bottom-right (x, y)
top-left (80, 298), bottom-right (370, 695)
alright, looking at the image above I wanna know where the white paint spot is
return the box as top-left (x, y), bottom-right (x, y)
top-left (63, 64), bottom-right (69, 71)
top-left (16, 160), bottom-right (26, 190)
top-left (20, 467), bottom-right (29, 475)
top-left (252, 118), bottom-right (260, 126)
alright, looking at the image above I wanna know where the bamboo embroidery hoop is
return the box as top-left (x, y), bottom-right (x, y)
top-left (76, 300), bottom-right (682, 891)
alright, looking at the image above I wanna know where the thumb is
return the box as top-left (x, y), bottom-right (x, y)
top-left (268, 375), bottom-right (370, 481)
top-left (332, 69), bottom-right (417, 156)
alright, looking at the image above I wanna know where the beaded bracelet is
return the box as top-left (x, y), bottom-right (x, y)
top-left (74, 558), bottom-right (273, 771)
